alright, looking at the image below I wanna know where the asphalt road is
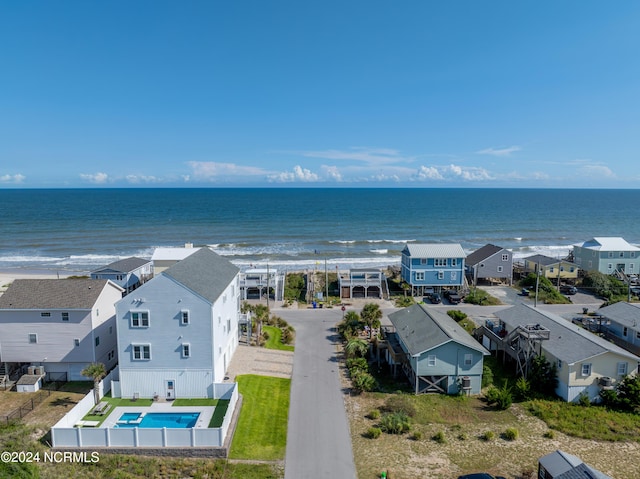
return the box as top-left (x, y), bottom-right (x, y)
top-left (278, 307), bottom-right (357, 479)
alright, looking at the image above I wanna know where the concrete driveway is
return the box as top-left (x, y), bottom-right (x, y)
top-left (277, 307), bottom-right (357, 479)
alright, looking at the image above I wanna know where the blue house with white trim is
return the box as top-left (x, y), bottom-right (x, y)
top-left (401, 243), bottom-right (466, 296)
top-left (115, 248), bottom-right (240, 399)
top-left (387, 304), bottom-right (489, 395)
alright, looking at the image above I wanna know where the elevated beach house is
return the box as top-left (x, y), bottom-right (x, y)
top-left (522, 254), bottom-right (579, 281)
top-left (572, 237), bottom-right (640, 275)
top-left (465, 243), bottom-right (513, 285)
top-left (597, 301), bottom-right (640, 356)
top-left (386, 304), bottom-right (489, 395)
top-left (401, 243), bottom-right (466, 296)
top-left (115, 247), bottom-right (240, 399)
top-left (338, 268), bottom-right (385, 299)
top-left (479, 303), bottom-right (640, 402)
top-left (0, 279), bottom-right (123, 382)
top-left (538, 449), bottom-right (612, 479)
top-left (90, 256), bottom-right (153, 295)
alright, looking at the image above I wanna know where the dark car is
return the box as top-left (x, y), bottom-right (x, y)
top-left (458, 474), bottom-right (506, 479)
top-left (444, 289), bottom-right (462, 304)
top-left (521, 288), bottom-right (530, 296)
top-left (560, 285), bottom-right (577, 295)
top-left (429, 293), bottom-right (442, 304)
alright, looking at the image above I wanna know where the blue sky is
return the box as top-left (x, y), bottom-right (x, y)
top-left (1, 1), bottom-right (639, 188)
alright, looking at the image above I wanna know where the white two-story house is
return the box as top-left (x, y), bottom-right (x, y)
top-left (0, 279), bottom-right (123, 381)
top-left (115, 247), bottom-right (240, 399)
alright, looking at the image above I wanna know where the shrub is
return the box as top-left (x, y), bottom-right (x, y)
top-left (281, 327), bottom-right (294, 345)
top-left (457, 432), bottom-right (468, 441)
top-left (366, 427), bottom-right (382, 439)
top-left (481, 363), bottom-right (494, 388)
top-left (379, 412), bottom-right (411, 435)
top-left (514, 376), bottom-right (532, 401)
top-left (447, 310), bottom-right (467, 322)
top-left (577, 391), bottom-right (591, 407)
top-left (346, 357), bottom-right (368, 372)
top-left (394, 296), bottom-right (415, 307)
top-left (411, 431), bottom-right (423, 441)
top-left (261, 330), bottom-right (270, 341)
top-left (520, 467), bottom-right (535, 479)
top-left (383, 395), bottom-right (417, 417)
top-left (367, 409), bottom-right (380, 420)
top-left (503, 428), bottom-right (519, 441)
top-left (480, 430), bottom-right (495, 441)
top-left (432, 430), bottom-right (446, 444)
top-left (486, 381), bottom-right (513, 410)
top-left (543, 430), bottom-right (555, 439)
top-left (351, 370), bottom-right (376, 393)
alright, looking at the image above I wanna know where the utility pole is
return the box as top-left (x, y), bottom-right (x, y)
top-left (325, 258), bottom-right (328, 305)
top-left (266, 263), bottom-right (270, 309)
top-left (534, 262), bottom-right (541, 308)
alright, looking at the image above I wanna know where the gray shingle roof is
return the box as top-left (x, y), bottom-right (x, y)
top-left (538, 450), bottom-right (612, 479)
top-left (403, 243), bottom-right (466, 258)
top-left (523, 254), bottom-right (564, 266)
top-left (0, 279), bottom-right (114, 309)
top-left (494, 304), bottom-right (640, 364)
top-left (163, 248), bottom-right (239, 304)
top-left (389, 304), bottom-right (489, 357)
top-left (598, 301), bottom-right (640, 329)
top-left (466, 244), bottom-right (506, 266)
top-left (91, 257), bottom-right (151, 274)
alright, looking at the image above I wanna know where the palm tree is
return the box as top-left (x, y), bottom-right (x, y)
top-left (81, 362), bottom-right (106, 405)
top-left (253, 304), bottom-right (270, 345)
top-left (337, 311), bottom-right (363, 339)
top-left (401, 281), bottom-right (411, 298)
top-left (361, 303), bottom-right (382, 340)
top-left (345, 338), bottom-right (368, 359)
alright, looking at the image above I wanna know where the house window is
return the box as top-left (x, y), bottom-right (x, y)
top-left (74, 338), bottom-right (80, 347)
top-left (557, 359), bottom-right (562, 370)
top-left (132, 344), bottom-right (151, 360)
top-left (131, 311), bottom-right (149, 328)
top-left (438, 271), bottom-right (444, 280)
top-left (549, 267), bottom-right (554, 273)
top-left (40, 312), bottom-right (51, 317)
top-left (497, 266), bottom-right (503, 273)
top-left (632, 252), bottom-right (636, 258)
top-left (109, 326), bottom-right (113, 334)
top-left (223, 294), bottom-right (227, 303)
top-left (570, 266), bottom-right (575, 272)
top-left (420, 258), bottom-right (427, 265)
top-left (116, 275), bottom-right (124, 280)
top-left (630, 264), bottom-right (635, 270)
top-left (588, 260), bottom-right (592, 268)
top-left (95, 336), bottom-right (100, 347)
top-left (620, 252), bottom-right (625, 258)
top-left (415, 272), bottom-right (425, 281)
top-left (607, 263), bottom-right (613, 270)
top-left (617, 362), bottom-right (628, 376)
top-left (636, 331), bottom-right (640, 340)
top-left (435, 258), bottom-right (446, 267)
top-left (451, 258), bottom-right (457, 267)
top-left (450, 271), bottom-right (457, 281)
top-left (623, 327), bottom-right (628, 337)
top-left (182, 343), bottom-right (191, 358)
top-left (464, 354), bottom-right (473, 366)
top-left (608, 251), bottom-right (614, 258)
top-left (61, 312), bottom-right (69, 321)
top-left (227, 318), bottom-right (231, 333)
top-left (181, 310), bottom-right (190, 325)
top-left (581, 363), bottom-right (592, 376)
top-left (502, 254), bottom-right (509, 261)
top-left (560, 265), bottom-right (565, 272)
top-left (427, 355), bottom-right (436, 367)
top-left (28, 333), bottom-right (37, 344)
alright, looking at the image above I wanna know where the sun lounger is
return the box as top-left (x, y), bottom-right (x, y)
top-left (91, 401), bottom-right (111, 415)
top-left (75, 420), bottom-right (100, 427)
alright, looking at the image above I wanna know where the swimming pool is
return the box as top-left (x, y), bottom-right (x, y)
top-left (115, 412), bottom-right (200, 428)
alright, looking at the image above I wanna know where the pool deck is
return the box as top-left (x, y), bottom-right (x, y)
top-left (100, 402), bottom-right (215, 429)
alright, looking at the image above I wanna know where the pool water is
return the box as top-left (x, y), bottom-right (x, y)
top-left (115, 412), bottom-right (200, 428)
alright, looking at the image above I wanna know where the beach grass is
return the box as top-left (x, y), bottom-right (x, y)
top-left (229, 374), bottom-right (290, 460)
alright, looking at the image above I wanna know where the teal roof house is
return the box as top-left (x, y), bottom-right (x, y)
top-left (387, 304), bottom-right (489, 395)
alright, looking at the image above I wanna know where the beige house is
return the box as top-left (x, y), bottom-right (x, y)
top-left (522, 254), bottom-right (579, 281)
top-left (480, 304), bottom-right (639, 402)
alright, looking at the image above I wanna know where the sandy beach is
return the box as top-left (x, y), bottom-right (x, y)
top-left (0, 269), bottom-right (82, 290)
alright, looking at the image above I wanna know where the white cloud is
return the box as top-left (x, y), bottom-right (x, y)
top-left (415, 166), bottom-right (444, 180)
top-left (476, 146), bottom-right (521, 157)
top-left (301, 147), bottom-right (408, 166)
top-left (579, 165), bottom-right (615, 178)
top-left (187, 161), bottom-right (267, 180)
top-left (0, 174), bottom-right (26, 184)
top-left (413, 163), bottom-right (493, 182)
top-left (268, 165), bottom-right (320, 183)
top-left (80, 172), bottom-right (110, 184)
top-left (125, 175), bottom-right (162, 184)
top-left (322, 165), bottom-right (343, 181)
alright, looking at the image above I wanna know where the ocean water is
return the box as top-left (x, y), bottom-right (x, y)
top-left (1, 188), bottom-right (639, 274)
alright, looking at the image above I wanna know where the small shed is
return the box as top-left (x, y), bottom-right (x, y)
top-left (16, 374), bottom-right (43, 393)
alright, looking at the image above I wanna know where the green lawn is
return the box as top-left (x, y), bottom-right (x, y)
top-left (81, 393), bottom-right (153, 424)
top-left (264, 325), bottom-right (294, 351)
top-left (172, 398), bottom-right (219, 407)
top-left (229, 374), bottom-right (291, 461)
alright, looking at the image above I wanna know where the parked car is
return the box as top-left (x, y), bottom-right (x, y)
top-left (443, 289), bottom-right (462, 304)
top-left (560, 285), bottom-right (577, 295)
top-left (429, 293), bottom-right (442, 304)
top-left (458, 474), bottom-right (506, 479)
top-left (521, 288), bottom-right (530, 296)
